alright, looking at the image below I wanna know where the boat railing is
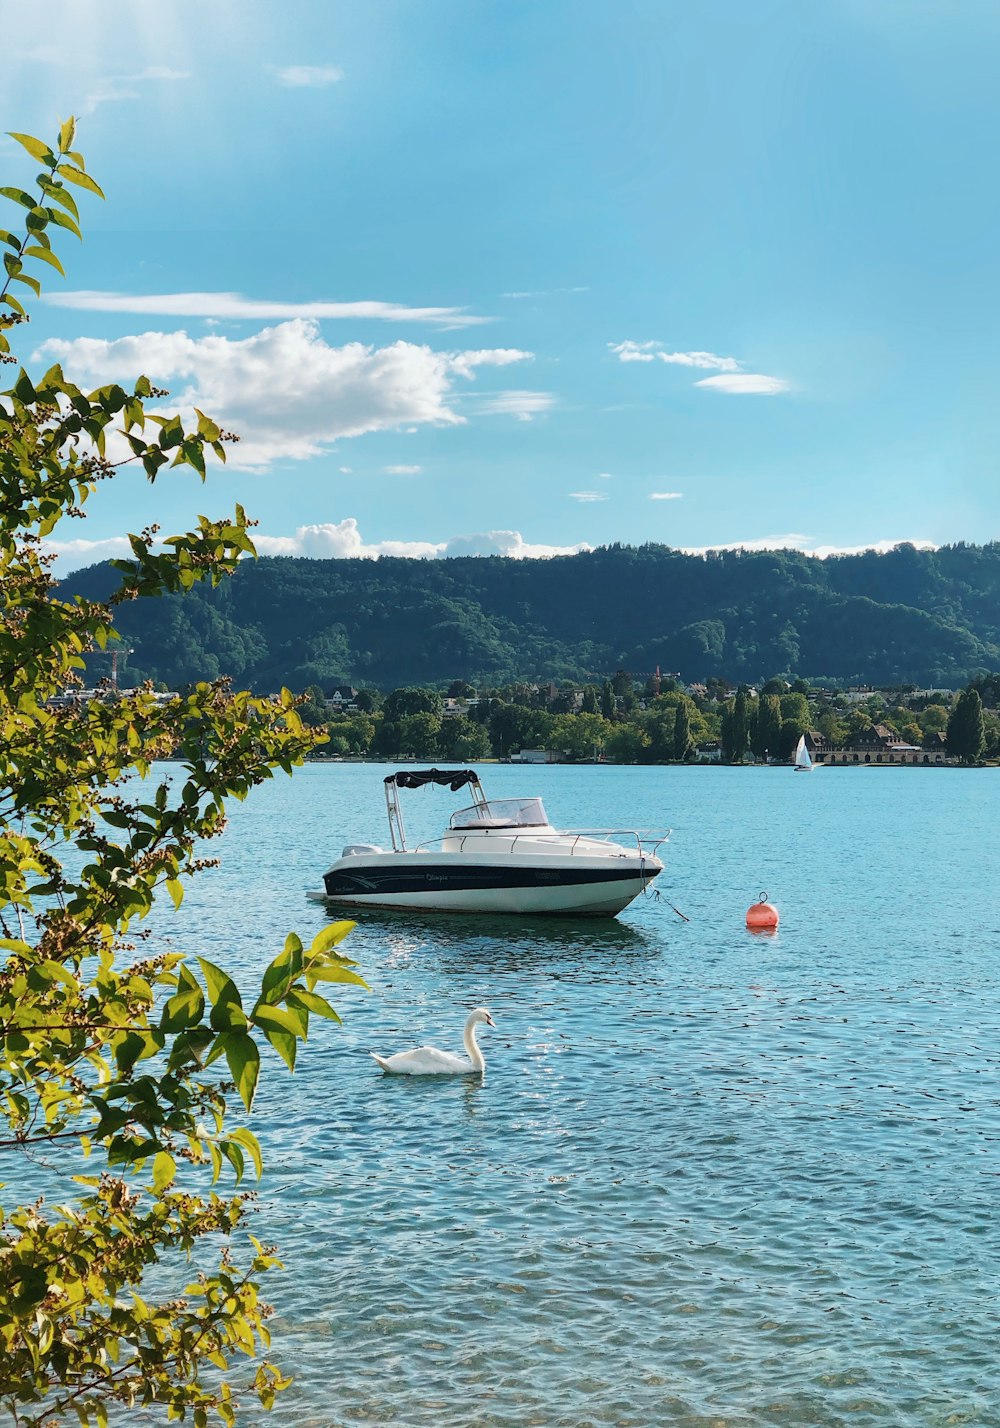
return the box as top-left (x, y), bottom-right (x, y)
top-left (413, 828), bottom-right (671, 857)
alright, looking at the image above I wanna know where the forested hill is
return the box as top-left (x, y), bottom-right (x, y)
top-left (61, 542), bottom-right (1000, 691)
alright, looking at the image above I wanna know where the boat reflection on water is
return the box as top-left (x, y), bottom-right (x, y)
top-left (318, 901), bottom-right (664, 978)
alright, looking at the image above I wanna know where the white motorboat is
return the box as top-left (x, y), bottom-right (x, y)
top-left (318, 769), bottom-right (668, 917)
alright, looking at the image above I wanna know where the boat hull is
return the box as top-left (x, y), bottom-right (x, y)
top-left (320, 852), bottom-right (663, 917)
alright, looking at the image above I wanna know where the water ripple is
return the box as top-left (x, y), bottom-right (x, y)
top-left (153, 765), bottom-right (1000, 1424)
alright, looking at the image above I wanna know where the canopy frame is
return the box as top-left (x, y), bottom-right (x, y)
top-left (383, 768), bottom-right (486, 851)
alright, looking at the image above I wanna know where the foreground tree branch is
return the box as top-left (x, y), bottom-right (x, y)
top-left (0, 120), bottom-right (365, 1427)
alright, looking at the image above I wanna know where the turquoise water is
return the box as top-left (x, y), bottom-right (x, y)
top-left (177, 763), bottom-right (1000, 1426)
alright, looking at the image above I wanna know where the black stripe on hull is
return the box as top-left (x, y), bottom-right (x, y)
top-left (323, 862), bottom-right (662, 898)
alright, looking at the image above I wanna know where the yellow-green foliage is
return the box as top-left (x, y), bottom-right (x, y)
top-left (0, 123), bottom-right (365, 1426)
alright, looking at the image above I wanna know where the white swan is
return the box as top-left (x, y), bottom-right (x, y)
top-left (371, 1007), bottom-right (496, 1075)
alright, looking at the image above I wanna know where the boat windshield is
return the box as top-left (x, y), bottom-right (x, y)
top-left (449, 797), bottom-right (549, 830)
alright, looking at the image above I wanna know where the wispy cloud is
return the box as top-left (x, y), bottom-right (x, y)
top-left (608, 340), bottom-right (659, 363)
top-left (650, 491), bottom-right (683, 500)
top-left (35, 320), bottom-right (534, 470)
top-left (80, 67), bottom-right (188, 116)
top-left (472, 390), bottom-right (556, 421)
top-left (610, 339), bottom-right (789, 394)
top-left (502, 286), bottom-right (589, 299)
top-left (570, 491), bottom-right (608, 503)
top-left (275, 65), bottom-right (344, 88)
top-left (694, 374), bottom-right (791, 395)
top-left (609, 340), bottom-right (739, 371)
top-left (383, 464), bottom-right (422, 475)
top-left (43, 290), bottom-right (490, 330)
top-left (448, 348), bottom-right (533, 377)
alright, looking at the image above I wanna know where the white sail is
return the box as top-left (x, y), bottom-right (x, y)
top-left (793, 735), bottom-right (812, 770)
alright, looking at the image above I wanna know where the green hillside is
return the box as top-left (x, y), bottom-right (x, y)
top-left (60, 541), bottom-right (1000, 690)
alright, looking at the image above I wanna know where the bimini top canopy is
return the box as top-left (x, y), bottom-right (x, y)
top-left (385, 768), bottom-right (481, 792)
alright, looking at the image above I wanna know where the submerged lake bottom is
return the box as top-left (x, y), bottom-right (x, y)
top-left (176, 763), bottom-right (1000, 1426)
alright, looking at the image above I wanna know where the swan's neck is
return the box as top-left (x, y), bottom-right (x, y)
top-left (463, 1018), bottom-right (486, 1071)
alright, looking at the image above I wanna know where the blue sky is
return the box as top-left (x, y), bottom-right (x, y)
top-left (4, 0), bottom-right (1000, 572)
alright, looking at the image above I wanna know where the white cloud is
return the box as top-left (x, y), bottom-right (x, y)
top-left (442, 531), bottom-right (592, 559)
top-left (81, 67), bottom-right (188, 116)
top-left (472, 390), bottom-right (556, 421)
top-left (46, 536), bottom-right (134, 571)
top-left (695, 373), bottom-right (791, 395)
top-left (597, 471), bottom-right (614, 479)
top-left (34, 320), bottom-right (534, 470)
top-left (275, 65), bottom-right (344, 87)
top-left (570, 491), bottom-right (608, 503)
top-left (383, 464), bottom-right (422, 475)
top-left (46, 521), bottom-right (592, 575)
top-left (45, 524), bottom-right (935, 578)
top-left (682, 535), bottom-right (936, 558)
top-left (43, 290), bottom-right (490, 329)
top-left (244, 521), bottom-right (592, 562)
top-left (339, 466), bottom-right (352, 473)
top-left (650, 491), bottom-right (683, 500)
top-left (254, 520), bottom-right (442, 560)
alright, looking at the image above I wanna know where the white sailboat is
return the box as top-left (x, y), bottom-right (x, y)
top-left (792, 735), bottom-right (815, 772)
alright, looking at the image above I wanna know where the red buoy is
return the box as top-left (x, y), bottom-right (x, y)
top-left (746, 893), bottom-right (779, 931)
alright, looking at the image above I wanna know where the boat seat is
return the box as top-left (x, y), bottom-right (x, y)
top-left (341, 843), bottom-right (384, 857)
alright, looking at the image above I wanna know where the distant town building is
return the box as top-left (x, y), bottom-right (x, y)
top-left (328, 688), bottom-right (359, 710)
top-left (810, 724), bottom-right (952, 766)
top-left (509, 749), bottom-right (562, 764)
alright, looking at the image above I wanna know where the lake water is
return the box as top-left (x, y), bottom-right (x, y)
top-left (166, 762), bottom-right (1000, 1426)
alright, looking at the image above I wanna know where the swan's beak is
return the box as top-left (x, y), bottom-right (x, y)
top-left (485, 1012), bottom-right (495, 1026)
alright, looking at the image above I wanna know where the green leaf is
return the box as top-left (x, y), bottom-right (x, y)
top-left (259, 939), bottom-right (303, 1005)
top-left (310, 920), bottom-right (356, 955)
top-left (0, 185), bottom-right (35, 208)
top-left (198, 960), bottom-right (247, 1030)
top-left (220, 1031), bottom-right (260, 1111)
top-left (58, 116), bottom-right (77, 153)
top-left (160, 964), bottom-right (205, 1032)
top-left (253, 1002), bottom-right (307, 1040)
top-left (198, 957), bottom-right (235, 1005)
top-left (12, 1264), bottom-right (48, 1313)
top-left (262, 1025), bottom-right (297, 1071)
top-left (165, 877), bottom-right (183, 910)
top-left (44, 206), bottom-right (82, 239)
top-left (11, 270), bottom-right (41, 295)
top-left (56, 163), bottom-right (105, 199)
top-left (13, 367), bottom-right (36, 403)
top-left (287, 987), bottom-right (341, 1023)
top-left (9, 132), bottom-right (55, 164)
top-left (25, 243), bottom-right (64, 275)
top-left (152, 1150), bottom-right (175, 1192)
top-left (221, 1139), bottom-right (245, 1185)
top-left (229, 1127), bottom-right (263, 1179)
top-left (308, 961), bottom-right (369, 989)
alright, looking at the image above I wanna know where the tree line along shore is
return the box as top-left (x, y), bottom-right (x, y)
top-left (271, 672), bottom-right (996, 765)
